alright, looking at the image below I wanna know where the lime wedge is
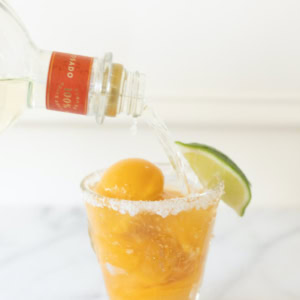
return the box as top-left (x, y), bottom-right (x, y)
top-left (176, 142), bottom-right (251, 216)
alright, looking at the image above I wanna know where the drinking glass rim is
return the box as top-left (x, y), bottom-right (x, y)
top-left (80, 163), bottom-right (224, 217)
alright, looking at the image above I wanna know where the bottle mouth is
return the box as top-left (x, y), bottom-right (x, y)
top-left (119, 70), bottom-right (146, 117)
top-left (95, 53), bottom-right (146, 124)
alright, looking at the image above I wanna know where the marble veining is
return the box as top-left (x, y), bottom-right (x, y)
top-left (0, 205), bottom-right (299, 300)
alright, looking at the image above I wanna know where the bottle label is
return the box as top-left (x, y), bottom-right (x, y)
top-left (46, 52), bottom-right (93, 115)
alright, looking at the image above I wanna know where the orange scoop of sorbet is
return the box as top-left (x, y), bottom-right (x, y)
top-left (95, 158), bottom-right (164, 201)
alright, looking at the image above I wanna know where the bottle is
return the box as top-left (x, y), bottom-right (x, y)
top-left (0, 0), bottom-right (145, 132)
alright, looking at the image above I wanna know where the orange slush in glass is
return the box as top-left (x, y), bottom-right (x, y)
top-left (81, 159), bottom-right (222, 300)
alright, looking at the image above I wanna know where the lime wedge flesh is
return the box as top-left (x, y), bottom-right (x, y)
top-left (176, 142), bottom-right (251, 216)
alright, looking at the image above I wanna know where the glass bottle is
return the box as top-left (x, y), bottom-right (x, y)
top-left (0, 0), bottom-right (145, 132)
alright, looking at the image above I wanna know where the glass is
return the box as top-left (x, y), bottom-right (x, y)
top-left (81, 164), bottom-right (223, 300)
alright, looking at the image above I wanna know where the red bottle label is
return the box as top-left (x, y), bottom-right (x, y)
top-left (46, 52), bottom-right (93, 115)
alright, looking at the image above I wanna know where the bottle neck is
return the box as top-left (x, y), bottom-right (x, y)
top-left (28, 50), bottom-right (145, 124)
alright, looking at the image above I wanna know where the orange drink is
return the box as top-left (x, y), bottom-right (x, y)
top-left (81, 160), bottom-right (222, 300)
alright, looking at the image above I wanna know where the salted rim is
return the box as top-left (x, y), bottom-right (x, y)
top-left (80, 167), bottom-right (224, 218)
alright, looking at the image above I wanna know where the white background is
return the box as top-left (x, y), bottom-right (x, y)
top-left (8, 0), bottom-right (300, 101)
top-left (1, 0), bottom-right (300, 208)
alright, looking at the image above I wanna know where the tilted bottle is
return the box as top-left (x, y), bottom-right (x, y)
top-left (0, 0), bottom-right (145, 132)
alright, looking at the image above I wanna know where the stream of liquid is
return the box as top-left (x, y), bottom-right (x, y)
top-left (142, 105), bottom-right (195, 195)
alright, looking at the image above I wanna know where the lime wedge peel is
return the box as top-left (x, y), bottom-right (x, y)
top-left (176, 142), bottom-right (251, 216)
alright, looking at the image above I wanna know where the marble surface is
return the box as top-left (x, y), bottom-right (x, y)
top-left (0, 205), bottom-right (299, 300)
